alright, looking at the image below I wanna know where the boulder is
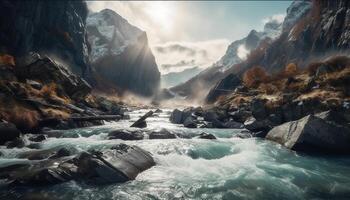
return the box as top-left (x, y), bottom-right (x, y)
top-left (6, 137), bottom-right (28, 148)
top-left (149, 129), bottom-right (176, 139)
top-left (28, 134), bottom-right (47, 142)
top-left (15, 54), bottom-right (91, 100)
top-left (224, 120), bottom-right (244, 129)
top-left (2, 144), bottom-right (155, 185)
top-left (198, 132), bottom-right (216, 140)
top-left (235, 130), bottom-right (253, 139)
top-left (244, 117), bottom-right (273, 133)
top-left (0, 122), bottom-right (21, 145)
top-left (203, 111), bottom-right (225, 128)
top-left (206, 74), bottom-right (241, 103)
top-left (183, 117), bottom-right (197, 128)
top-left (170, 109), bottom-right (183, 124)
top-left (266, 114), bottom-right (350, 153)
top-left (108, 130), bottom-right (143, 140)
top-left (130, 110), bottom-right (153, 128)
top-left (251, 98), bottom-right (268, 120)
top-left (26, 80), bottom-right (42, 90)
top-left (228, 109), bottom-right (252, 123)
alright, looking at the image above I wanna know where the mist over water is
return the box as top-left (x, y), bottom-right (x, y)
top-left (2, 109), bottom-right (350, 200)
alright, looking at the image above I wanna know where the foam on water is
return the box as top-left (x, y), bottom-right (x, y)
top-left (1, 109), bottom-right (350, 199)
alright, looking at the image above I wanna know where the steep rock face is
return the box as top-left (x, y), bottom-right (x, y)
top-left (0, 0), bottom-right (91, 79)
top-left (261, 0), bottom-right (349, 72)
top-left (87, 9), bottom-right (160, 96)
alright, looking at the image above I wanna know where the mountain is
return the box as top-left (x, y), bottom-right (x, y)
top-left (0, 0), bottom-right (91, 80)
top-left (161, 67), bottom-right (202, 88)
top-left (206, 0), bottom-right (350, 103)
top-left (87, 9), bottom-right (160, 96)
top-left (170, 16), bottom-right (283, 99)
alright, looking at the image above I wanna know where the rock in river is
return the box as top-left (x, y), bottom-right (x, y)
top-left (0, 144), bottom-right (155, 186)
top-left (108, 130), bottom-right (144, 140)
top-left (0, 122), bottom-right (21, 145)
top-left (266, 113), bottom-right (350, 153)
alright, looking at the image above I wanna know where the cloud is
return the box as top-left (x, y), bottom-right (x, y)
top-left (262, 13), bottom-right (286, 25)
top-left (237, 44), bottom-right (249, 60)
top-left (152, 39), bottom-right (229, 74)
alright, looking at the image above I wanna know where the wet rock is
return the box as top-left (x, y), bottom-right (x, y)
top-left (236, 130), bottom-right (253, 139)
top-left (224, 120), bottom-right (244, 129)
top-left (18, 148), bottom-right (71, 160)
top-left (130, 110), bottom-right (153, 128)
top-left (40, 128), bottom-right (65, 138)
top-left (108, 130), bottom-right (143, 140)
top-left (4, 144), bottom-right (155, 185)
top-left (198, 132), bottom-right (216, 140)
top-left (149, 129), bottom-right (176, 139)
top-left (228, 109), bottom-right (252, 123)
top-left (244, 117), bottom-right (273, 133)
top-left (203, 111), bottom-right (225, 128)
top-left (170, 109), bottom-right (183, 124)
top-left (77, 144), bottom-right (155, 183)
top-left (6, 137), bottom-right (28, 148)
top-left (28, 134), bottom-right (47, 142)
top-left (154, 109), bottom-right (163, 113)
top-left (266, 114), bottom-right (350, 153)
top-left (0, 122), bottom-right (21, 145)
top-left (183, 117), bottom-right (197, 128)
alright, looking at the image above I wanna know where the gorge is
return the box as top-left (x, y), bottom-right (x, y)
top-left (0, 0), bottom-right (349, 199)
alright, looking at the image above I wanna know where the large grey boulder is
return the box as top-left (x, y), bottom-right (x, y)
top-left (183, 117), bottom-right (197, 128)
top-left (108, 130), bottom-right (143, 140)
top-left (0, 144), bottom-right (155, 186)
top-left (266, 114), bottom-right (350, 153)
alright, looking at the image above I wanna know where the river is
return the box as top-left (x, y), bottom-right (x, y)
top-left (1, 108), bottom-right (350, 199)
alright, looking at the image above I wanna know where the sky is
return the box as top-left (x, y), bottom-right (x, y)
top-left (87, 1), bottom-right (291, 74)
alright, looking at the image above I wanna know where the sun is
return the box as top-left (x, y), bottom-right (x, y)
top-left (145, 2), bottom-right (176, 32)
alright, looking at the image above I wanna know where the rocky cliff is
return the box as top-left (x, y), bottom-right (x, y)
top-left (0, 0), bottom-right (91, 80)
top-left (260, 0), bottom-right (350, 73)
top-left (87, 9), bottom-right (160, 97)
top-left (171, 17), bottom-right (283, 100)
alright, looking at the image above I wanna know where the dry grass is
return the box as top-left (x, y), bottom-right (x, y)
top-left (40, 108), bottom-right (70, 119)
top-left (0, 99), bottom-right (40, 131)
top-left (243, 66), bottom-right (270, 88)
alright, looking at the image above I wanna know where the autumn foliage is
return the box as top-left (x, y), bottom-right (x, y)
top-left (0, 54), bottom-right (15, 66)
top-left (243, 66), bottom-right (270, 88)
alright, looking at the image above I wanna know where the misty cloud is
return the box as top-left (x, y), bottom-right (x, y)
top-left (152, 40), bottom-right (229, 74)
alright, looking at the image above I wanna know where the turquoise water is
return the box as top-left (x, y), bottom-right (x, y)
top-left (1, 109), bottom-right (350, 200)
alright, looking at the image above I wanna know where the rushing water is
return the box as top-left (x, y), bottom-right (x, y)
top-left (1, 109), bottom-right (350, 200)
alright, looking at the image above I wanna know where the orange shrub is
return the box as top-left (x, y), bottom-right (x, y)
top-left (284, 63), bottom-right (298, 76)
top-left (243, 66), bottom-right (270, 88)
top-left (0, 54), bottom-right (15, 66)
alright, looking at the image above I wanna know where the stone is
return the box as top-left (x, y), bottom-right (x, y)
top-left (26, 80), bottom-right (42, 90)
top-left (130, 111), bottom-right (153, 128)
top-left (224, 120), bottom-right (244, 129)
top-left (228, 109), bottom-right (252, 123)
top-left (206, 74), bottom-right (241, 103)
top-left (251, 98), bottom-right (268, 120)
top-left (28, 134), bottom-right (47, 142)
top-left (235, 130), bottom-right (253, 139)
top-left (2, 144), bottom-right (155, 185)
top-left (266, 114), bottom-right (350, 153)
top-left (149, 129), bottom-right (176, 139)
top-left (15, 54), bottom-right (91, 100)
top-left (198, 132), bottom-right (216, 140)
top-left (170, 109), bottom-right (183, 124)
top-left (183, 117), bottom-right (197, 128)
top-left (203, 111), bottom-right (225, 128)
top-left (244, 117), bottom-right (273, 133)
top-left (0, 122), bottom-right (21, 145)
top-left (108, 130), bottom-right (144, 140)
top-left (6, 137), bottom-right (27, 148)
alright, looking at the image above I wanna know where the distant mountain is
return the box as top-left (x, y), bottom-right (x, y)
top-left (161, 67), bottom-right (202, 88)
top-left (87, 9), bottom-right (160, 96)
top-left (171, 15), bottom-right (283, 99)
